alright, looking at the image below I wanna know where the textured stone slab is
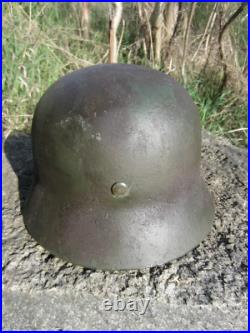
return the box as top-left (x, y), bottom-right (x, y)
top-left (3, 290), bottom-right (247, 331)
top-left (2, 131), bottom-right (248, 330)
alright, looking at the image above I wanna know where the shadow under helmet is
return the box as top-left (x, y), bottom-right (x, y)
top-left (24, 64), bottom-right (214, 270)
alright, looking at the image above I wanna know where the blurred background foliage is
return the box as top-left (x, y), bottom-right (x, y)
top-left (2, 2), bottom-right (248, 146)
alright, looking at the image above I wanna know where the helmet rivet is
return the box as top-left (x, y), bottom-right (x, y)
top-left (111, 182), bottom-right (129, 198)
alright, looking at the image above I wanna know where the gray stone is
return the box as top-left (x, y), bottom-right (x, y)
top-left (3, 290), bottom-right (247, 331)
top-left (2, 131), bottom-right (248, 330)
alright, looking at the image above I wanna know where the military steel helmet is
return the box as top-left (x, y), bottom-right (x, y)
top-left (24, 64), bottom-right (214, 270)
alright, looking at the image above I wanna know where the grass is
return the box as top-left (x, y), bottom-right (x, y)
top-left (2, 3), bottom-right (247, 147)
top-left (186, 72), bottom-right (248, 147)
top-left (2, 3), bottom-right (108, 132)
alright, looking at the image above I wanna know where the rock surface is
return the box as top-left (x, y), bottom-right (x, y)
top-left (2, 131), bottom-right (248, 330)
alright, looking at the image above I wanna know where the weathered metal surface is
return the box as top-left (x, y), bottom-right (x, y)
top-left (23, 64), bottom-right (214, 269)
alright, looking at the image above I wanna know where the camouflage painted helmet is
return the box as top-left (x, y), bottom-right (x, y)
top-left (24, 64), bottom-right (214, 270)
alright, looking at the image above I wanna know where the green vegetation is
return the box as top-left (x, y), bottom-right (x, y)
top-left (186, 72), bottom-right (247, 146)
top-left (2, 3), bottom-right (247, 147)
